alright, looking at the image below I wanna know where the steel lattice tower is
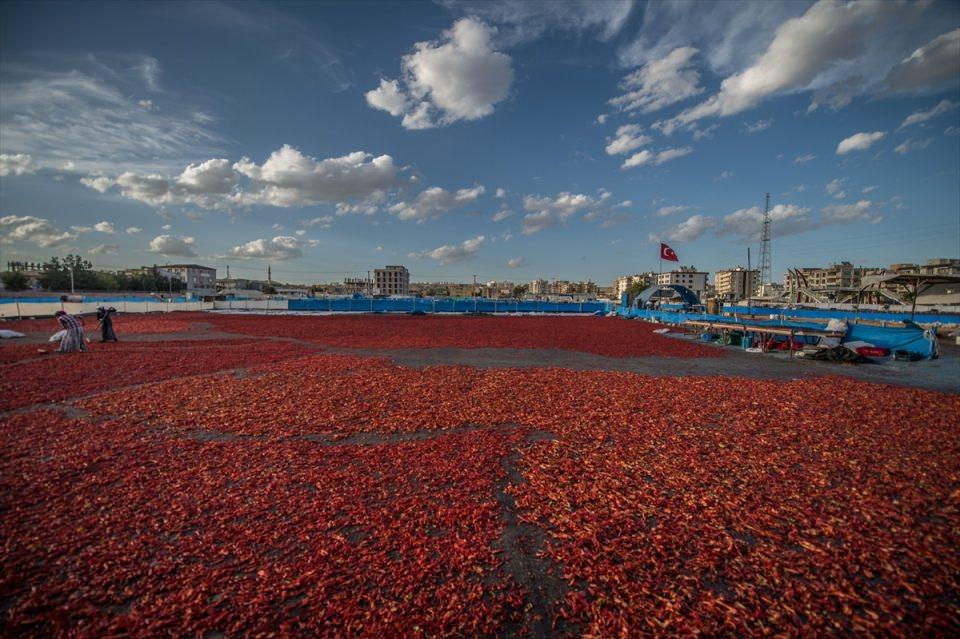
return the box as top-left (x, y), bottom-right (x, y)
top-left (759, 192), bottom-right (772, 288)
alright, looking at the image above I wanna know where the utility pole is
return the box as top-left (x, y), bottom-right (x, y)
top-left (69, 265), bottom-right (75, 294)
top-left (473, 274), bottom-right (478, 312)
top-left (226, 264), bottom-right (230, 279)
top-left (759, 192), bottom-right (772, 291)
top-left (268, 265), bottom-right (272, 283)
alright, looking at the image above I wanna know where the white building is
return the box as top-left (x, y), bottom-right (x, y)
top-left (613, 273), bottom-right (656, 298)
top-left (374, 265), bottom-right (410, 296)
top-left (157, 264), bottom-right (217, 296)
top-left (657, 266), bottom-right (708, 300)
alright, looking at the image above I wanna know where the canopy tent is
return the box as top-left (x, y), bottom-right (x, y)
top-left (634, 284), bottom-right (700, 308)
top-left (858, 273), bottom-right (960, 321)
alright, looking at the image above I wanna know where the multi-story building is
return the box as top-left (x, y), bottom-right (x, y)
top-left (714, 267), bottom-right (759, 301)
top-left (657, 266), bottom-right (708, 300)
top-left (374, 265), bottom-right (410, 296)
top-left (613, 273), bottom-right (656, 298)
top-left (528, 279), bottom-right (549, 295)
top-left (155, 264), bottom-right (217, 296)
top-left (784, 262), bottom-right (862, 299)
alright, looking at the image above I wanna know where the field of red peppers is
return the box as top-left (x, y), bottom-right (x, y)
top-left (203, 313), bottom-right (721, 358)
top-left (1, 313), bottom-right (958, 636)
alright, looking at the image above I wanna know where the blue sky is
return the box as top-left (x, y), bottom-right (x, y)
top-left (1, 0), bottom-right (958, 285)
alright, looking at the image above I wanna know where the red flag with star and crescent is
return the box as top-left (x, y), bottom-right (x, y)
top-left (660, 243), bottom-right (679, 262)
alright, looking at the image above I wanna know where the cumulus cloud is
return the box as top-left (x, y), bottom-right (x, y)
top-left (837, 131), bottom-right (886, 155)
top-left (521, 192), bottom-right (597, 234)
top-left (881, 28), bottom-right (960, 94)
top-left (794, 153), bottom-right (816, 163)
top-left (653, 200), bottom-right (882, 244)
top-left (609, 46), bottom-right (703, 114)
top-left (80, 175), bottom-right (115, 192)
top-left (894, 138), bottom-right (933, 154)
top-left (900, 99), bottom-right (959, 129)
top-left (125, 226), bottom-right (142, 234)
top-left (0, 153), bottom-right (38, 177)
top-left (148, 234), bottom-right (197, 257)
top-left (303, 215), bottom-right (333, 228)
top-left (604, 124), bottom-right (652, 155)
top-left (0, 215), bottom-right (76, 248)
top-left (365, 18), bottom-right (513, 129)
top-left (659, 1), bottom-right (927, 131)
top-left (389, 185), bottom-right (485, 222)
top-left (491, 209), bottom-right (513, 222)
top-left (88, 243), bottom-right (119, 255)
top-left (88, 144), bottom-right (400, 210)
top-left (223, 236), bottom-right (304, 261)
top-left (506, 256), bottom-right (527, 268)
top-left (94, 221), bottom-right (116, 234)
top-left (410, 235), bottom-right (485, 264)
top-left (622, 146), bottom-right (692, 169)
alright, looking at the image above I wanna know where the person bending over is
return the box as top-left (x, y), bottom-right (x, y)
top-left (96, 306), bottom-right (118, 342)
top-left (55, 310), bottom-right (87, 353)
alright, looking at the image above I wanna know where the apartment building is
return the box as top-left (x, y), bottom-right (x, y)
top-left (657, 266), bottom-right (708, 300)
top-left (374, 265), bottom-right (410, 296)
top-left (714, 267), bottom-right (759, 301)
top-left (613, 273), bottom-right (656, 298)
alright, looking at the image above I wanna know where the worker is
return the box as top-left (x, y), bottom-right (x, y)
top-left (54, 310), bottom-right (87, 353)
top-left (96, 307), bottom-right (118, 342)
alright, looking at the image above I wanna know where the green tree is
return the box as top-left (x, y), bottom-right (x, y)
top-left (625, 281), bottom-right (647, 305)
top-left (512, 284), bottom-right (528, 299)
top-left (1, 271), bottom-right (28, 291)
top-left (262, 284), bottom-right (277, 295)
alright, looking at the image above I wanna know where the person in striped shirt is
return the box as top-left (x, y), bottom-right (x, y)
top-left (55, 310), bottom-right (87, 353)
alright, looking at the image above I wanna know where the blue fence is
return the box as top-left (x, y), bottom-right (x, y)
top-left (289, 297), bottom-right (609, 314)
top-left (721, 305), bottom-right (960, 325)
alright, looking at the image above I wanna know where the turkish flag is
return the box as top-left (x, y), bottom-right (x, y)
top-left (660, 243), bottom-right (679, 262)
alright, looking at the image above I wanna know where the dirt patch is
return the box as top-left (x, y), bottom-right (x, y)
top-left (495, 427), bottom-right (568, 639)
top-left (329, 343), bottom-right (960, 393)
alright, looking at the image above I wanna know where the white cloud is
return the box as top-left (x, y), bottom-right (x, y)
top-left (743, 118), bottom-right (773, 134)
top-left (506, 256), bottom-right (527, 268)
top-left (93, 144), bottom-right (400, 210)
top-left (389, 185), bottom-right (485, 222)
top-left (88, 243), bottom-right (119, 255)
top-left (604, 124), bottom-right (652, 155)
top-left (882, 28), bottom-right (960, 94)
top-left (304, 215), bottom-right (333, 228)
top-left (656, 214), bottom-right (716, 243)
top-left (862, 185), bottom-right (878, 194)
top-left (826, 178), bottom-right (847, 199)
top-left (94, 221), bottom-right (116, 234)
top-left (622, 146), bottom-right (692, 169)
top-left (295, 229), bottom-right (306, 236)
top-left (654, 199), bottom-right (882, 244)
top-left (410, 235), bottom-right (485, 264)
top-left (125, 226), bottom-right (142, 234)
top-left (366, 18), bottom-right (513, 129)
top-left (223, 236), bottom-right (304, 261)
top-left (491, 209), bottom-right (513, 222)
top-left (822, 200), bottom-right (882, 224)
top-left (946, 126), bottom-right (960, 136)
top-left (0, 60), bottom-right (221, 174)
top-left (495, 187), bottom-right (506, 198)
top-left (80, 175), bottom-right (115, 192)
top-left (609, 46), bottom-right (703, 114)
top-left (364, 78), bottom-right (408, 116)
top-left (137, 56), bottom-right (161, 92)
top-left (161, 224), bottom-right (172, 230)
top-left (0, 153), bottom-right (38, 177)
top-left (794, 153), bottom-right (816, 163)
top-left (657, 205), bottom-right (691, 217)
top-left (1, 215), bottom-right (76, 248)
top-left (447, 0), bottom-right (632, 44)
top-left (148, 234), bottom-right (197, 257)
top-left (660, 2), bottom-right (927, 131)
top-left (894, 138), bottom-right (933, 154)
top-left (900, 99), bottom-right (959, 129)
top-left (837, 131), bottom-right (886, 155)
top-left (716, 170), bottom-right (734, 180)
top-left (521, 191), bottom-right (597, 234)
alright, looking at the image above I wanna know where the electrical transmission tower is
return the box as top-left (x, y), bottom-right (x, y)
top-left (759, 192), bottom-right (772, 288)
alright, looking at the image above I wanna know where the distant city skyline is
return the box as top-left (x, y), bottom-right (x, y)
top-left (2, 1), bottom-right (959, 286)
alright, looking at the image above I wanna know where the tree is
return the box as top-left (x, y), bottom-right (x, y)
top-left (625, 281), bottom-right (647, 305)
top-left (512, 284), bottom-right (528, 299)
top-left (39, 255), bottom-right (93, 291)
top-left (262, 284), bottom-right (277, 295)
top-left (1, 271), bottom-right (28, 291)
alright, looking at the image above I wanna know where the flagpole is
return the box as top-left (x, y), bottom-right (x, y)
top-left (658, 252), bottom-right (663, 323)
